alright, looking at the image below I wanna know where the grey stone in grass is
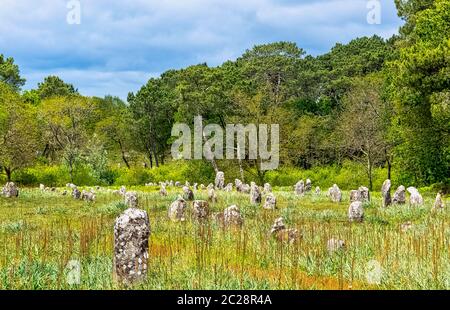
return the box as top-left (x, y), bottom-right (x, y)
top-left (72, 188), bottom-right (81, 200)
top-left (263, 193), bottom-right (277, 210)
top-left (240, 183), bottom-right (250, 194)
top-left (270, 217), bottom-right (299, 244)
top-left (175, 181), bottom-right (181, 187)
top-left (315, 186), bottom-right (321, 195)
top-left (358, 186), bottom-right (370, 202)
top-left (433, 193), bottom-right (445, 210)
top-left (235, 179), bottom-right (243, 192)
top-left (295, 180), bottom-right (304, 196)
top-left (81, 190), bottom-right (96, 202)
top-left (250, 182), bottom-right (261, 204)
top-left (119, 186), bottom-right (126, 196)
top-left (348, 201), bottom-right (364, 222)
top-left (192, 200), bottom-right (210, 221)
top-left (328, 184), bottom-right (342, 203)
top-left (114, 207), bottom-right (150, 285)
top-left (215, 171), bottom-right (225, 190)
top-left (159, 184), bottom-right (168, 197)
top-left (1, 182), bottom-right (19, 198)
top-left (407, 187), bottom-right (423, 206)
top-left (381, 179), bottom-right (391, 207)
top-left (168, 197), bottom-right (187, 222)
top-left (393, 186), bottom-right (406, 204)
top-left (305, 179), bottom-right (312, 192)
top-left (263, 183), bottom-right (272, 193)
top-left (182, 186), bottom-right (194, 201)
top-left (124, 192), bottom-right (138, 208)
top-left (350, 190), bottom-right (361, 202)
top-left (208, 188), bottom-right (217, 203)
top-left (224, 183), bottom-right (233, 192)
top-left (223, 205), bottom-right (243, 227)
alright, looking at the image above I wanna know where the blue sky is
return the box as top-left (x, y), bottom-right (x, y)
top-left (0, 0), bottom-right (403, 100)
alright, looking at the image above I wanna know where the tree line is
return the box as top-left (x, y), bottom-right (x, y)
top-left (0, 0), bottom-right (448, 189)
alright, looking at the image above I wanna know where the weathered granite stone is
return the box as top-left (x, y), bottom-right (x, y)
top-left (72, 188), bottom-right (81, 199)
top-left (381, 179), bottom-right (391, 207)
top-left (393, 185), bottom-right (406, 204)
top-left (223, 205), bottom-right (243, 227)
top-left (208, 188), bottom-right (217, 203)
top-left (119, 186), bottom-right (127, 196)
top-left (263, 193), bottom-right (277, 210)
top-left (270, 217), bottom-right (299, 244)
top-left (359, 186), bottom-right (370, 202)
top-left (407, 187), bottom-right (423, 206)
top-left (250, 182), bottom-right (261, 204)
top-left (240, 183), bottom-right (250, 193)
top-left (182, 186), bottom-right (194, 201)
top-left (235, 179), bottom-right (243, 192)
top-left (263, 183), bottom-right (272, 193)
top-left (124, 192), bottom-right (138, 208)
top-left (215, 171), bottom-right (225, 190)
top-left (328, 184), bottom-right (342, 203)
top-left (350, 190), bottom-right (361, 202)
top-left (39, 184), bottom-right (45, 191)
top-left (348, 201), bottom-right (364, 222)
top-left (168, 197), bottom-right (187, 222)
top-left (295, 180), bottom-right (304, 196)
top-left (81, 190), bottom-right (96, 202)
top-left (2, 182), bottom-right (19, 198)
top-left (114, 208), bottom-right (150, 285)
top-left (305, 179), bottom-right (312, 192)
top-left (224, 183), bottom-right (233, 192)
top-left (315, 186), bottom-right (321, 195)
top-left (192, 200), bottom-right (210, 221)
top-left (433, 193), bottom-right (445, 210)
top-left (159, 184), bottom-right (168, 196)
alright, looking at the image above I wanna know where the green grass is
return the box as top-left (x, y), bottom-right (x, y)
top-left (0, 186), bottom-right (448, 290)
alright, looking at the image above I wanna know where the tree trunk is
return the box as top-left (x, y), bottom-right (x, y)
top-left (5, 167), bottom-right (12, 182)
top-left (118, 140), bottom-right (130, 169)
top-left (367, 156), bottom-right (373, 191)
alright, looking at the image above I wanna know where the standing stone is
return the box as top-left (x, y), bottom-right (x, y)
top-left (328, 184), bottom-right (342, 203)
top-left (263, 193), bottom-right (277, 210)
top-left (240, 183), bottom-right (250, 193)
top-left (358, 186), bottom-right (370, 202)
top-left (199, 184), bottom-right (206, 190)
top-left (2, 182), bottom-right (19, 198)
top-left (223, 205), bottom-right (243, 227)
top-left (407, 187), bottom-right (423, 205)
top-left (193, 183), bottom-right (198, 191)
top-left (175, 181), bottom-right (181, 187)
top-left (39, 184), bottom-right (45, 191)
top-left (124, 192), bottom-right (138, 208)
top-left (81, 190), bottom-right (96, 202)
top-left (350, 190), bottom-right (361, 202)
top-left (381, 179), bottom-right (391, 207)
top-left (215, 171), bottom-right (225, 190)
top-left (315, 186), bottom-right (321, 195)
top-left (327, 238), bottom-right (346, 254)
top-left (119, 186), bottom-right (127, 196)
top-left (72, 188), bottom-right (81, 200)
top-left (263, 183), bottom-right (272, 193)
top-left (393, 185), bottom-right (406, 204)
top-left (305, 179), bottom-right (312, 192)
top-left (192, 200), bottom-right (209, 221)
top-left (348, 201), bottom-right (364, 222)
top-left (185, 181), bottom-right (190, 187)
top-left (224, 183), bottom-right (233, 192)
top-left (208, 188), bottom-right (217, 203)
top-left (159, 184), bottom-right (168, 196)
top-left (295, 180), bottom-right (305, 196)
top-left (250, 182), bottom-right (261, 204)
top-left (207, 183), bottom-right (214, 190)
top-left (433, 193), bottom-right (445, 210)
top-left (114, 208), bottom-right (150, 285)
top-left (182, 186), bottom-right (194, 201)
top-left (168, 197), bottom-right (187, 222)
top-left (270, 217), bottom-right (299, 244)
top-left (235, 179), bottom-right (243, 192)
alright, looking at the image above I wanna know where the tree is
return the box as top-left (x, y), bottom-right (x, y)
top-left (0, 54), bottom-right (25, 91)
top-left (390, 0), bottom-right (450, 184)
top-left (0, 82), bottom-right (39, 181)
top-left (337, 75), bottom-right (392, 190)
top-left (40, 96), bottom-right (96, 182)
top-left (37, 76), bottom-right (78, 99)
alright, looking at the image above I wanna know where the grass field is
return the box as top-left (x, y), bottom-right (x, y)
top-left (0, 185), bottom-right (448, 290)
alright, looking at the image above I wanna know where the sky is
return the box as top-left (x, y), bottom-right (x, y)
top-left (0, 0), bottom-right (403, 100)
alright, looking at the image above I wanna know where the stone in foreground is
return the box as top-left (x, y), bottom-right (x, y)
top-left (223, 205), bottom-right (243, 227)
top-left (114, 208), bottom-right (150, 285)
top-left (168, 197), bottom-right (187, 222)
top-left (393, 185), bottom-right (406, 204)
top-left (1, 182), bottom-right (19, 198)
top-left (348, 201), bottom-right (364, 222)
top-left (263, 193), bottom-right (277, 210)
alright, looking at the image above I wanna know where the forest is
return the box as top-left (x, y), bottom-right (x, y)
top-left (0, 0), bottom-right (449, 191)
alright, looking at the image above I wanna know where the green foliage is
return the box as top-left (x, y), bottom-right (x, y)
top-left (37, 75), bottom-right (78, 99)
top-left (0, 54), bottom-right (25, 91)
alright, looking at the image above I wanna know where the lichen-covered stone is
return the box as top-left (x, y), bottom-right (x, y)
top-left (295, 180), bottom-right (304, 196)
top-left (124, 192), bottom-right (138, 208)
top-left (263, 193), bottom-right (277, 210)
top-left (182, 186), bottom-right (194, 201)
top-left (224, 183), bottom-right (233, 192)
top-left (215, 171), bottom-right (225, 190)
top-left (159, 184), bottom-right (168, 196)
top-left (381, 179), bottom-right (391, 207)
top-left (349, 190), bottom-right (361, 202)
top-left (407, 187), bottom-right (423, 206)
top-left (81, 190), bottom-right (96, 202)
top-left (393, 185), bottom-right (406, 204)
top-left (358, 186), bottom-right (370, 202)
top-left (72, 188), bottom-right (81, 200)
top-left (114, 208), bottom-right (150, 285)
top-left (270, 217), bottom-right (299, 244)
top-left (328, 184), bottom-right (342, 203)
top-left (208, 188), bottom-right (217, 203)
top-left (264, 183), bottom-right (272, 193)
top-left (433, 193), bottom-right (445, 210)
top-left (235, 179), bottom-right (243, 192)
top-left (1, 182), bottom-right (19, 198)
top-left (168, 197), bottom-right (187, 222)
top-left (192, 200), bottom-right (210, 221)
top-left (250, 182), bottom-right (261, 204)
top-left (305, 179), bottom-right (312, 192)
top-left (223, 205), bottom-right (243, 227)
top-left (348, 201), bottom-right (364, 222)
top-left (315, 186), bottom-right (321, 195)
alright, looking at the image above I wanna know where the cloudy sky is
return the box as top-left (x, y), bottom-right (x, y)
top-left (0, 0), bottom-right (403, 100)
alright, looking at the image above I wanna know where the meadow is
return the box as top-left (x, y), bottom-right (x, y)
top-left (0, 185), bottom-right (448, 290)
